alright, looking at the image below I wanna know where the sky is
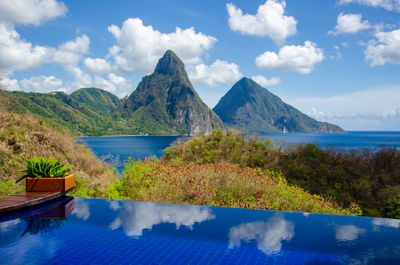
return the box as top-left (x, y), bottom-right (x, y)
top-left (0, 0), bottom-right (400, 131)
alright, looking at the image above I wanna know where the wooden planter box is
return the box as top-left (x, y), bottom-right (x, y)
top-left (26, 174), bottom-right (75, 192)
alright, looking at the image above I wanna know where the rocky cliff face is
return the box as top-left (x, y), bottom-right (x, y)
top-left (213, 77), bottom-right (345, 133)
top-left (119, 50), bottom-right (224, 135)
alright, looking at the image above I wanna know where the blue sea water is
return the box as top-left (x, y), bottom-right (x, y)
top-left (77, 136), bottom-right (189, 172)
top-left (1, 196), bottom-right (400, 264)
top-left (260, 131), bottom-right (400, 150)
top-left (78, 132), bottom-right (400, 172)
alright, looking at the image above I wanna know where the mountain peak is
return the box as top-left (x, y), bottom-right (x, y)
top-left (214, 78), bottom-right (345, 133)
top-left (154, 50), bottom-right (185, 76)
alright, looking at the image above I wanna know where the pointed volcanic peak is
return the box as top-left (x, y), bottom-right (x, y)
top-left (119, 50), bottom-right (224, 135)
top-left (213, 77), bottom-right (345, 133)
top-left (154, 50), bottom-right (187, 77)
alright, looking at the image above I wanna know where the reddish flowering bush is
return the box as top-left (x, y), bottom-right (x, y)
top-left (115, 160), bottom-right (361, 216)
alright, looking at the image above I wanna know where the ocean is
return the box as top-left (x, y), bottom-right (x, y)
top-left (78, 131), bottom-right (400, 172)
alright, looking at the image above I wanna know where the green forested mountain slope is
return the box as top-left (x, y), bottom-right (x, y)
top-left (3, 90), bottom-right (113, 135)
top-left (70, 87), bottom-right (120, 115)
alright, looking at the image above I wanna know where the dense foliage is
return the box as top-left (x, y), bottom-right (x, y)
top-left (16, 157), bottom-right (68, 183)
top-left (163, 130), bottom-right (400, 218)
top-left (109, 160), bottom-right (360, 215)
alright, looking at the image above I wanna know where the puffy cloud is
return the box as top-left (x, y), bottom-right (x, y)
top-left (64, 65), bottom-right (92, 89)
top-left (0, 23), bottom-right (89, 72)
top-left (109, 201), bottom-right (215, 237)
top-left (229, 214), bottom-right (294, 255)
top-left (329, 13), bottom-right (371, 35)
top-left (92, 73), bottom-right (133, 97)
top-left (61, 65), bottom-right (132, 97)
top-left (335, 225), bottom-right (365, 241)
top-left (365, 28), bottom-right (400, 66)
top-left (0, 0), bottom-right (67, 26)
top-left (188, 60), bottom-right (242, 87)
top-left (226, 0), bottom-right (297, 44)
top-left (255, 41), bottom-right (324, 74)
top-left (338, 0), bottom-right (400, 12)
top-left (107, 18), bottom-right (217, 73)
top-left (52, 35), bottom-right (90, 66)
top-left (0, 23), bottom-right (51, 71)
top-left (20, 75), bottom-right (63, 93)
top-left (0, 72), bottom-right (20, 91)
top-left (83, 57), bottom-right (112, 75)
top-left (251, 75), bottom-right (281, 87)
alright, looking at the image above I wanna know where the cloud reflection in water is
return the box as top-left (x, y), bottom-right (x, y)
top-left (109, 201), bottom-right (215, 237)
top-left (228, 214), bottom-right (294, 255)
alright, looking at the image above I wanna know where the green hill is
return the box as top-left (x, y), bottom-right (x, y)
top-left (3, 90), bottom-right (113, 135)
top-left (213, 77), bottom-right (344, 133)
top-left (71, 87), bottom-right (120, 115)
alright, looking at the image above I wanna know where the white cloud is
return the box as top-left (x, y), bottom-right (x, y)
top-left (251, 75), bottom-right (281, 87)
top-left (61, 65), bottom-right (133, 97)
top-left (52, 34), bottom-right (90, 66)
top-left (365, 28), bottom-right (400, 66)
top-left (20, 75), bottom-right (62, 93)
top-left (335, 225), bottom-right (365, 241)
top-left (0, 22), bottom-right (90, 72)
top-left (229, 214), bottom-right (294, 255)
top-left (64, 65), bottom-right (92, 89)
top-left (83, 57), bottom-right (112, 75)
top-left (287, 86), bottom-right (400, 130)
top-left (107, 18), bottom-right (217, 74)
top-left (226, 0), bottom-right (297, 44)
top-left (109, 201), bottom-right (215, 237)
top-left (0, 0), bottom-right (67, 26)
top-left (92, 73), bottom-right (133, 97)
top-left (0, 72), bottom-right (20, 91)
top-left (188, 60), bottom-right (242, 87)
top-left (329, 13), bottom-right (371, 35)
top-left (338, 0), bottom-right (400, 12)
top-left (0, 23), bottom-right (51, 71)
top-left (255, 41), bottom-right (324, 74)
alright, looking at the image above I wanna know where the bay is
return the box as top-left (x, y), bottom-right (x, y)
top-left (76, 136), bottom-right (189, 172)
top-left (77, 131), bottom-right (400, 172)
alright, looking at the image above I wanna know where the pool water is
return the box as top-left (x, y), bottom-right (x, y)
top-left (1, 197), bottom-right (400, 264)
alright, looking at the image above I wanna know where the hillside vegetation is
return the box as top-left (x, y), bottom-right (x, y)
top-left (163, 130), bottom-right (400, 218)
top-left (0, 103), bottom-right (357, 215)
top-left (0, 106), bottom-right (117, 198)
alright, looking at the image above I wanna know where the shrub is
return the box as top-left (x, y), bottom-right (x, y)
top-left (16, 157), bottom-right (68, 183)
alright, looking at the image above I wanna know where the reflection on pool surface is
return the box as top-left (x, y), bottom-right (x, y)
top-left (1, 197), bottom-right (400, 264)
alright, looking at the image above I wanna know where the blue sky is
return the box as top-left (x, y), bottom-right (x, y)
top-left (1, 0), bottom-right (400, 130)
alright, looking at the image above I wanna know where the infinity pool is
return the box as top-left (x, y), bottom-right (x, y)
top-left (1, 197), bottom-right (399, 264)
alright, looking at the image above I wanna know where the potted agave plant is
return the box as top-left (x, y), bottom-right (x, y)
top-left (16, 157), bottom-right (75, 192)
